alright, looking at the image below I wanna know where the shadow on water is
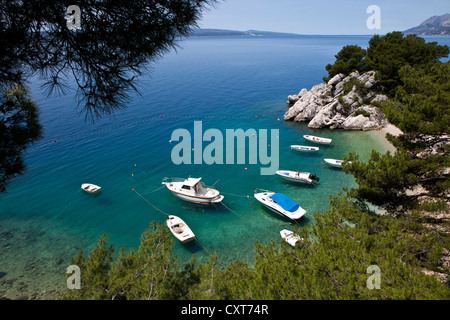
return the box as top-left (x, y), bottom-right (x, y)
top-left (80, 190), bottom-right (103, 198)
top-left (277, 178), bottom-right (318, 189)
top-left (179, 201), bottom-right (223, 213)
top-left (323, 165), bottom-right (344, 171)
top-left (179, 239), bottom-right (204, 255)
top-left (256, 203), bottom-right (305, 224)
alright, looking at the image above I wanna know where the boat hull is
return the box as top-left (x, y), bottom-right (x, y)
top-left (280, 229), bottom-right (302, 247)
top-left (324, 158), bottom-right (348, 168)
top-left (254, 192), bottom-right (306, 220)
top-left (169, 190), bottom-right (224, 204)
top-left (166, 215), bottom-right (195, 243)
top-left (290, 145), bottom-right (319, 152)
top-left (81, 183), bottom-right (102, 193)
top-left (276, 170), bottom-right (313, 184)
top-left (162, 179), bottom-right (224, 205)
top-left (303, 135), bottom-right (332, 145)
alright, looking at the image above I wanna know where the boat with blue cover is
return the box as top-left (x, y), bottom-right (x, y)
top-left (254, 191), bottom-right (306, 220)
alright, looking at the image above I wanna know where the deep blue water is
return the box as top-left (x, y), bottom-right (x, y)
top-left (1, 35), bottom-right (449, 299)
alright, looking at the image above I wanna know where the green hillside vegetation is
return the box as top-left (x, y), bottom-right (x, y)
top-left (64, 32), bottom-right (450, 300)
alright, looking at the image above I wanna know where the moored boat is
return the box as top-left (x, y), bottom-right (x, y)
top-left (303, 135), bottom-right (332, 145)
top-left (290, 145), bottom-right (320, 152)
top-left (280, 229), bottom-right (303, 247)
top-left (276, 170), bottom-right (319, 184)
top-left (162, 177), bottom-right (224, 204)
top-left (254, 191), bottom-right (306, 220)
top-left (323, 158), bottom-right (351, 168)
top-left (165, 215), bottom-right (195, 243)
top-left (81, 183), bottom-right (102, 194)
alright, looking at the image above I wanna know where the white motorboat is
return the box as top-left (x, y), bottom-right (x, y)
top-left (162, 177), bottom-right (224, 204)
top-left (276, 170), bottom-right (319, 184)
top-left (323, 158), bottom-right (351, 168)
top-left (254, 191), bottom-right (306, 220)
top-left (290, 145), bottom-right (320, 152)
top-left (165, 215), bottom-right (195, 243)
top-left (303, 135), bottom-right (332, 145)
top-left (280, 229), bottom-right (303, 247)
top-left (81, 183), bottom-right (101, 194)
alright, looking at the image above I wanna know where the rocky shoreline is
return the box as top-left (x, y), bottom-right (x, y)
top-left (284, 70), bottom-right (391, 131)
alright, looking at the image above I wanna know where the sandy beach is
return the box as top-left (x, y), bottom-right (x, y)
top-left (369, 123), bottom-right (403, 153)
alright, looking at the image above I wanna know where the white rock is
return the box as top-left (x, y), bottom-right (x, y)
top-left (327, 73), bottom-right (344, 86)
top-left (287, 94), bottom-right (300, 104)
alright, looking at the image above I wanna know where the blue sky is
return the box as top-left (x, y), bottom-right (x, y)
top-left (199, 0), bottom-right (449, 35)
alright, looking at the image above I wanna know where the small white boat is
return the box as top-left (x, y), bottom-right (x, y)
top-left (81, 183), bottom-right (102, 193)
top-left (166, 215), bottom-right (195, 243)
top-left (254, 192), bottom-right (306, 220)
top-left (280, 229), bottom-right (303, 247)
top-left (276, 170), bottom-right (319, 184)
top-left (323, 158), bottom-right (351, 168)
top-left (290, 145), bottom-right (320, 152)
top-left (303, 135), bottom-right (332, 145)
top-left (162, 177), bottom-right (224, 204)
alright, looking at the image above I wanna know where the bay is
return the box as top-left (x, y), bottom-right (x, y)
top-left (1, 35), bottom-right (449, 299)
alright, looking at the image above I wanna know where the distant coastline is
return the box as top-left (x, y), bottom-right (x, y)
top-left (188, 28), bottom-right (303, 37)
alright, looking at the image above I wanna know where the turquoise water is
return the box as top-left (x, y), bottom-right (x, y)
top-left (1, 35), bottom-right (449, 299)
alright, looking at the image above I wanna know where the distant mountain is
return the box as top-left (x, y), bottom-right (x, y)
top-left (189, 28), bottom-right (301, 37)
top-left (404, 13), bottom-right (450, 35)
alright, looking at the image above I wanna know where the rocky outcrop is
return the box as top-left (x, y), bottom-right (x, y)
top-left (285, 70), bottom-right (389, 131)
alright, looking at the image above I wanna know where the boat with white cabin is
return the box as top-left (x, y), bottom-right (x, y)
top-left (276, 170), bottom-right (319, 184)
top-left (165, 215), bottom-right (195, 243)
top-left (280, 229), bottom-right (303, 247)
top-left (254, 191), bottom-right (306, 220)
top-left (81, 183), bottom-right (102, 194)
top-left (290, 145), bottom-right (320, 152)
top-left (303, 135), bottom-right (332, 145)
top-left (162, 177), bottom-right (224, 204)
top-left (323, 158), bottom-right (351, 168)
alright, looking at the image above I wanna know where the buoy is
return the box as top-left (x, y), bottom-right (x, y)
top-left (321, 162), bottom-right (323, 165)
top-left (246, 195), bottom-right (249, 198)
top-left (53, 139), bottom-right (56, 142)
top-left (245, 168), bottom-right (248, 171)
top-left (132, 174), bottom-right (134, 176)
top-left (132, 189), bottom-right (135, 191)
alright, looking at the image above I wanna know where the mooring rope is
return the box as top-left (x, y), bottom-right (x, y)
top-left (220, 201), bottom-right (276, 236)
top-left (132, 188), bottom-right (171, 217)
top-left (139, 185), bottom-right (166, 196)
top-left (132, 188), bottom-right (227, 264)
top-left (194, 238), bottom-right (227, 268)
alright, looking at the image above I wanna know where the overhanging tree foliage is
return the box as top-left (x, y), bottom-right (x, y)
top-left (1, 0), bottom-right (216, 118)
top-left (0, 84), bottom-right (42, 192)
top-left (64, 196), bottom-right (449, 300)
top-left (0, 0), bottom-right (216, 192)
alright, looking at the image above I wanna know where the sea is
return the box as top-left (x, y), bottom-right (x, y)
top-left (1, 34), bottom-right (449, 299)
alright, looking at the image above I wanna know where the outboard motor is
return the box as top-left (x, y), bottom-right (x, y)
top-left (309, 173), bottom-right (320, 182)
